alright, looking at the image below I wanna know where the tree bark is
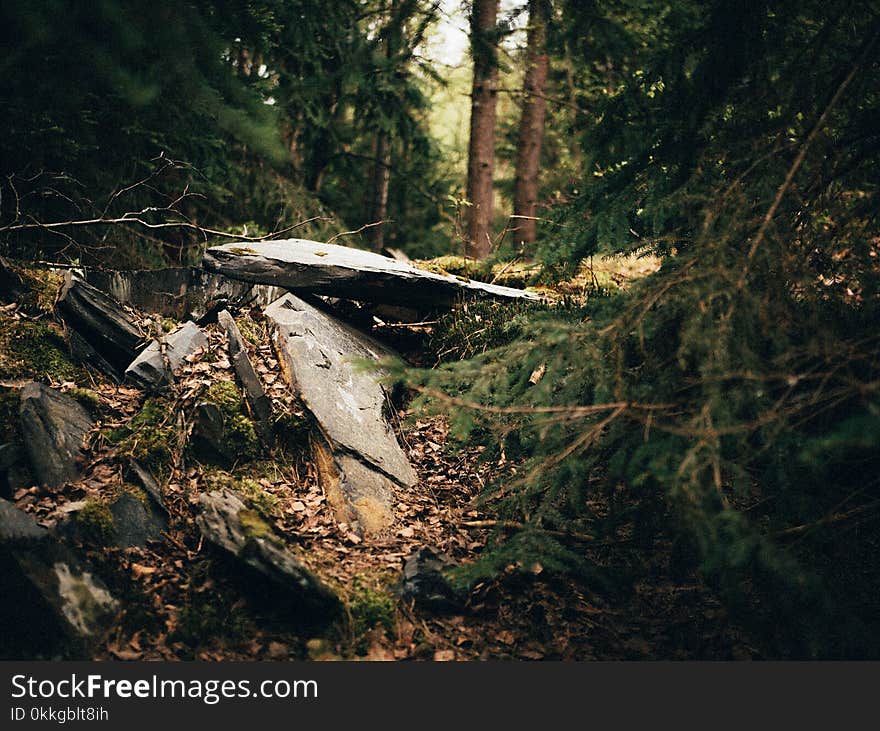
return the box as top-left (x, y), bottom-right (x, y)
top-left (465, 0), bottom-right (500, 259)
top-left (513, 0), bottom-right (550, 248)
top-left (367, 133), bottom-right (392, 251)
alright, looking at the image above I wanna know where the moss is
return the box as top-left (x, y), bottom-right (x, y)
top-left (171, 595), bottom-right (250, 651)
top-left (204, 380), bottom-right (243, 419)
top-left (347, 574), bottom-right (396, 641)
top-left (415, 255), bottom-right (488, 281)
top-left (110, 483), bottom-right (149, 505)
top-left (235, 316), bottom-right (268, 347)
top-left (68, 387), bottom-right (101, 414)
top-left (226, 414), bottom-right (260, 460)
top-left (239, 508), bottom-right (273, 540)
top-left (236, 477), bottom-right (280, 517)
top-left (0, 312), bottom-right (85, 382)
top-left (113, 398), bottom-right (176, 467)
top-left (205, 471), bottom-right (280, 518)
top-left (76, 499), bottom-right (115, 545)
top-left (13, 266), bottom-right (65, 313)
top-left (227, 247), bottom-right (257, 256)
top-left (160, 318), bottom-right (177, 333)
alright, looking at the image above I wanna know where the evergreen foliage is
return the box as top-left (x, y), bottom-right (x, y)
top-left (404, 0), bottom-right (880, 657)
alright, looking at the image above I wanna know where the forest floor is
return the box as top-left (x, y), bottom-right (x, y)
top-left (4, 253), bottom-right (758, 661)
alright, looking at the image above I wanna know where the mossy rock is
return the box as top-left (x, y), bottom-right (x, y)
top-left (204, 471), bottom-right (280, 518)
top-left (204, 381), bottom-right (243, 418)
top-left (68, 387), bottom-right (102, 414)
top-left (0, 312), bottom-right (86, 383)
top-left (7, 264), bottom-right (65, 313)
top-left (75, 499), bottom-right (115, 545)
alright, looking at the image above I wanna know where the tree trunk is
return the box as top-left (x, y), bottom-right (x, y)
top-left (465, 0), bottom-right (500, 259)
top-left (367, 133), bottom-right (392, 251)
top-left (513, 0), bottom-right (550, 248)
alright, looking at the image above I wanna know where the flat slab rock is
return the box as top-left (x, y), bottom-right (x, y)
top-left (265, 293), bottom-right (416, 534)
top-left (125, 320), bottom-right (208, 389)
top-left (197, 489), bottom-right (338, 616)
top-left (19, 383), bottom-right (93, 488)
top-left (204, 239), bottom-right (542, 307)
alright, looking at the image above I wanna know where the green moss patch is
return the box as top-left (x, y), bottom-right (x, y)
top-left (76, 499), bottom-right (115, 545)
top-left (111, 398), bottom-right (177, 467)
top-left (0, 312), bottom-right (85, 382)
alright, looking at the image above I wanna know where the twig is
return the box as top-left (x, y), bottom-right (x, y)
top-left (0, 214), bottom-right (326, 242)
top-left (325, 220), bottom-right (391, 245)
top-left (737, 23), bottom-right (880, 289)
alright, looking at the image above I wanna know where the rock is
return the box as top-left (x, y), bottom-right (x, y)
top-left (399, 548), bottom-right (465, 612)
top-left (0, 497), bottom-right (47, 544)
top-left (0, 443), bottom-right (24, 499)
top-left (265, 293), bottom-right (416, 535)
top-left (82, 267), bottom-right (286, 321)
top-left (197, 489), bottom-right (339, 617)
top-left (124, 320), bottom-right (208, 389)
top-left (217, 309), bottom-right (272, 445)
top-left (1, 543), bottom-right (118, 658)
top-left (190, 401), bottom-right (227, 460)
top-left (57, 272), bottom-right (144, 380)
top-left (125, 461), bottom-right (168, 516)
top-left (108, 492), bottom-right (167, 548)
top-left (203, 239), bottom-right (543, 308)
top-left (0, 499), bottom-right (117, 658)
top-left (19, 382), bottom-right (93, 488)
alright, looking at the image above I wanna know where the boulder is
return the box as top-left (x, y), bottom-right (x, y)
top-left (203, 239), bottom-right (542, 308)
top-left (197, 489), bottom-right (339, 617)
top-left (18, 382), bottom-right (93, 488)
top-left (265, 293), bottom-right (416, 535)
top-left (124, 320), bottom-right (208, 389)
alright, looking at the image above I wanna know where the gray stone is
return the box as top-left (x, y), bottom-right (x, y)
top-left (125, 460), bottom-right (167, 515)
top-left (190, 401), bottom-right (227, 461)
top-left (197, 489), bottom-right (339, 616)
top-left (203, 239), bottom-right (542, 307)
top-left (19, 383), bottom-right (93, 488)
top-left (0, 498), bottom-right (47, 544)
top-left (82, 267), bottom-right (286, 321)
top-left (57, 272), bottom-right (144, 380)
top-left (266, 293), bottom-right (416, 535)
top-left (124, 320), bottom-right (208, 389)
top-left (399, 547), bottom-right (465, 612)
top-left (108, 492), bottom-right (166, 548)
